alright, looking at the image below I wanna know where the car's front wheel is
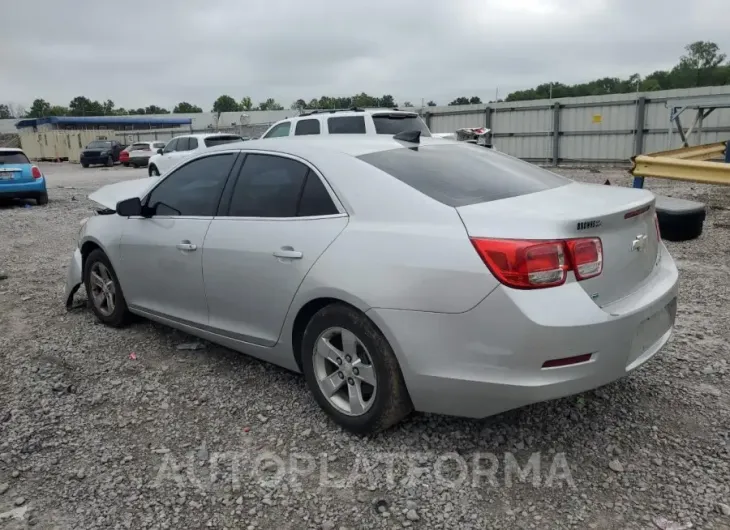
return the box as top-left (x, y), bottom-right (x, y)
top-left (105, 155), bottom-right (114, 167)
top-left (148, 164), bottom-right (160, 177)
top-left (83, 249), bottom-right (130, 327)
top-left (301, 304), bottom-right (413, 434)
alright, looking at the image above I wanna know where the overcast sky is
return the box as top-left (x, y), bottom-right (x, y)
top-left (2, 0), bottom-right (729, 111)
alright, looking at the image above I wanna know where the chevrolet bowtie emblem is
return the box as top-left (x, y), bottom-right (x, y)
top-left (631, 234), bottom-right (648, 252)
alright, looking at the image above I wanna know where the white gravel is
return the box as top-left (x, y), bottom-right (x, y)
top-left (1, 162), bottom-right (729, 529)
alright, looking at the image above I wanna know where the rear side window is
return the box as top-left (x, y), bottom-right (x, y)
top-left (176, 137), bottom-right (191, 151)
top-left (372, 114), bottom-right (432, 137)
top-left (295, 119), bottom-right (321, 136)
top-left (204, 135), bottom-right (241, 147)
top-left (0, 151), bottom-right (30, 164)
top-left (357, 144), bottom-right (570, 207)
top-left (298, 173), bottom-right (338, 216)
top-left (189, 137), bottom-right (199, 149)
top-left (327, 116), bottom-right (365, 134)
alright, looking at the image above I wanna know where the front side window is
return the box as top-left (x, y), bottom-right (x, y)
top-left (327, 116), bottom-right (365, 134)
top-left (146, 154), bottom-right (236, 216)
top-left (263, 122), bottom-right (291, 138)
top-left (162, 138), bottom-right (178, 153)
top-left (295, 119), bottom-right (321, 136)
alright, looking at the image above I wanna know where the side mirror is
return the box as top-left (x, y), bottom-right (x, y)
top-left (157, 148), bottom-right (164, 155)
top-left (116, 197), bottom-right (143, 217)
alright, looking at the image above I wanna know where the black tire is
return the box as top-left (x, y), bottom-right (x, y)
top-left (81, 162), bottom-right (89, 168)
top-left (36, 192), bottom-right (48, 205)
top-left (105, 155), bottom-right (114, 167)
top-left (301, 304), bottom-right (412, 434)
top-left (148, 165), bottom-right (159, 177)
top-left (657, 210), bottom-right (705, 242)
top-left (83, 249), bottom-right (130, 327)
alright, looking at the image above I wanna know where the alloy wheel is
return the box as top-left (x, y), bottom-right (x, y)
top-left (313, 327), bottom-right (377, 416)
top-left (89, 262), bottom-right (116, 317)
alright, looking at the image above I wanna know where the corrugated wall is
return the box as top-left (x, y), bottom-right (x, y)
top-left (424, 85), bottom-right (730, 165)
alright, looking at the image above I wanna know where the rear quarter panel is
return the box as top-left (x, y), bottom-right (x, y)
top-left (291, 151), bottom-right (499, 314)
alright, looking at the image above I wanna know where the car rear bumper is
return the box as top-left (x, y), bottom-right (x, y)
top-left (129, 156), bottom-right (150, 166)
top-left (366, 242), bottom-right (679, 419)
top-left (0, 178), bottom-right (46, 198)
top-left (65, 248), bottom-right (83, 308)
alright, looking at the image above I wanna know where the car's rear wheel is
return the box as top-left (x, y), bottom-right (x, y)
top-left (36, 192), bottom-right (48, 205)
top-left (301, 304), bottom-right (412, 434)
top-left (84, 249), bottom-right (130, 327)
top-left (81, 162), bottom-right (89, 168)
top-left (148, 165), bottom-right (160, 177)
top-left (105, 156), bottom-right (114, 167)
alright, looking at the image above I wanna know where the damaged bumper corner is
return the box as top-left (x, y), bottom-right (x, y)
top-left (65, 248), bottom-right (83, 309)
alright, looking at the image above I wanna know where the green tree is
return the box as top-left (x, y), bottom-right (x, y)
top-left (403, 101), bottom-right (414, 107)
top-left (240, 97), bottom-right (253, 111)
top-left (379, 95), bottom-right (396, 108)
top-left (212, 95), bottom-right (241, 113)
top-left (449, 97), bottom-right (470, 106)
top-left (0, 104), bottom-right (12, 119)
top-left (258, 98), bottom-right (284, 111)
top-left (128, 108), bottom-right (146, 115)
top-left (427, 101), bottom-right (437, 106)
top-left (291, 99), bottom-right (307, 111)
top-left (173, 102), bottom-right (203, 113)
top-left (103, 99), bottom-right (115, 115)
top-left (27, 98), bottom-right (51, 118)
top-left (69, 96), bottom-right (104, 116)
top-left (145, 105), bottom-right (169, 114)
top-left (48, 105), bottom-right (69, 116)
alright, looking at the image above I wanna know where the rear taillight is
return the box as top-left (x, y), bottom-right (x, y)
top-left (654, 213), bottom-right (661, 240)
top-left (470, 237), bottom-right (603, 290)
top-left (566, 237), bottom-right (603, 280)
top-left (31, 166), bottom-right (42, 179)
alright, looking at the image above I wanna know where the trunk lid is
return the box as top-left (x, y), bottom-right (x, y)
top-left (0, 166), bottom-right (32, 184)
top-left (456, 182), bottom-right (659, 306)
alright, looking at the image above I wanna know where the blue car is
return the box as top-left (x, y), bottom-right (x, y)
top-left (0, 148), bottom-right (48, 205)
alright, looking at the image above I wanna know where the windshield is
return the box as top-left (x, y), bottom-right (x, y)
top-left (372, 113), bottom-right (432, 136)
top-left (0, 151), bottom-right (30, 165)
top-left (87, 141), bottom-right (112, 149)
top-left (130, 143), bottom-right (151, 150)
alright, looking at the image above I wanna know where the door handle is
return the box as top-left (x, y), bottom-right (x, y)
top-left (273, 247), bottom-right (303, 259)
top-left (176, 241), bottom-right (197, 252)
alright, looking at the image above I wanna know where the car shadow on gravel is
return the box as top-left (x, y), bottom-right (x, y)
top-left (0, 198), bottom-right (36, 209)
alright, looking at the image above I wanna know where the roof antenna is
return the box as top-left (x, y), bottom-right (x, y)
top-left (393, 130), bottom-right (421, 143)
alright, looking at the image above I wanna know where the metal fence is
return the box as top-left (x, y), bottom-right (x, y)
top-left (114, 123), bottom-right (273, 145)
top-left (421, 85), bottom-right (730, 165)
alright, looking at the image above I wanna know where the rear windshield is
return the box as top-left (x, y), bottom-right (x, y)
top-left (372, 113), bottom-right (432, 137)
top-left (87, 141), bottom-right (111, 149)
top-left (131, 143), bottom-right (150, 150)
top-left (0, 151), bottom-right (30, 164)
top-left (205, 135), bottom-right (243, 147)
top-left (357, 144), bottom-right (570, 207)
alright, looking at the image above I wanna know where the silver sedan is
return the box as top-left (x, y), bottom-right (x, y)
top-left (65, 135), bottom-right (679, 434)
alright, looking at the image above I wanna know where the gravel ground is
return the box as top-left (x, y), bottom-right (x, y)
top-left (1, 162), bottom-right (729, 530)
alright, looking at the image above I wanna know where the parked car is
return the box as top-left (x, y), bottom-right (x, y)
top-left (65, 134), bottom-right (678, 434)
top-left (260, 108), bottom-right (432, 139)
top-left (80, 140), bottom-right (124, 168)
top-left (0, 147), bottom-right (48, 205)
top-left (124, 141), bottom-right (167, 168)
top-left (147, 134), bottom-right (244, 176)
top-left (119, 147), bottom-right (131, 167)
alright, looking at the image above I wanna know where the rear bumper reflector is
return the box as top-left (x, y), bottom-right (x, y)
top-left (542, 353), bottom-right (593, 369)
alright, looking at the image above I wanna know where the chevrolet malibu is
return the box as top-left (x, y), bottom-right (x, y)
top-left (64, 134), bottom-right (678, 434)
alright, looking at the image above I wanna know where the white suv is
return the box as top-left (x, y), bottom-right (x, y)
top-left (148, 133), bottom-right (244, 176)
top-left (260, 109), bottom-right (432, 139)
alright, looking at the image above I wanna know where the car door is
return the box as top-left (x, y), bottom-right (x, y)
top-left (118, 152), bottom-right (239, 325)
top-left (167, 136), bottom-right (192, 169)
top-left (156, 138), bottom-right (179, 173)
top-left (203, 152), bottom-right (348, 346)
